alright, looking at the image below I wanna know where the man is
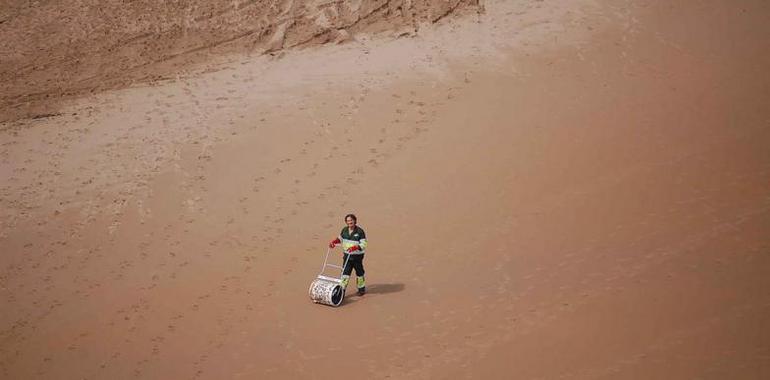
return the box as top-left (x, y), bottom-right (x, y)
top-left (329, 214), bottom-right (368, 296)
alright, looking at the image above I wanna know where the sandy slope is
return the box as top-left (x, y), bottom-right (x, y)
top-left (2, 0), bottom-right (770, 379)
top-left (0, 0), bottom-right (481, 122)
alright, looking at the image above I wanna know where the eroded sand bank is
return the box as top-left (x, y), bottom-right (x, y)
top-left (1, 1), bottom-right (769, 379)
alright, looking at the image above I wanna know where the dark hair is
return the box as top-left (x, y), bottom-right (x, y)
top-left (344, 214), bottom-right (357, 223)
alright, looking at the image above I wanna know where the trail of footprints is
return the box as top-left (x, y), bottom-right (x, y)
top-left (89, 82), bottom-right (453, 377)
top-left (0, 64), bottom-right (471, 378)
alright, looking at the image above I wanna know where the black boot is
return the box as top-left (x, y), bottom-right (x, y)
top-left (357, 287), bottom-right (366, 296)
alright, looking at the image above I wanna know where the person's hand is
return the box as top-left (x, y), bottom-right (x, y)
top-left (346, 245), bottom-right (361, 253)
top-left (329, 238), bottom-right (341, 248)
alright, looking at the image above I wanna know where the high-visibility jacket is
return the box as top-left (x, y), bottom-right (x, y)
top-left (339, 226), bottom-right (367, 255)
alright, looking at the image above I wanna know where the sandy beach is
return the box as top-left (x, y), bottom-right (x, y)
top-left (2, 0), bottom-right (769, 378)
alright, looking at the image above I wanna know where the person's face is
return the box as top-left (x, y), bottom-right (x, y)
top-left (346, 218), bottom-right (356, 228)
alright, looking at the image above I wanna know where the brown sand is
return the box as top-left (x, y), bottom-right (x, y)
top-left (2, 0), bottom-right (770, 379)
top-left (0, 0), bottom-right (481, 122)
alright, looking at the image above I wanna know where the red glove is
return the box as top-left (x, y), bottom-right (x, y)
top-left (346, 245), bottom-right (361, 253)
top-left (329, 238), bottom-right (341, 248)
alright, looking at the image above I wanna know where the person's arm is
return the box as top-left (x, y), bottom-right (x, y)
top-left (328, 237), bottom-right (341, 248)
top-left (346, 228), bottom-right (367, 253)
top-left (357, 229), bottom-right (367, 251)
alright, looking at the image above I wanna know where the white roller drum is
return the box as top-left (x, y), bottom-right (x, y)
top-left (308, 277), bottom-right (344, 307)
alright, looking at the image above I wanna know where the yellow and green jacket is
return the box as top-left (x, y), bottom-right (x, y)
top-left (339, 226), bottom-right (367, 255)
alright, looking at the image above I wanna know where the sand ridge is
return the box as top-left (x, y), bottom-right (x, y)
top-left (0, 0), bottom-right (482, 123)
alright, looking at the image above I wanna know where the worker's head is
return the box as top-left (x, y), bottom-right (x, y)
top-left (345, 214), bottom-right (357, 227)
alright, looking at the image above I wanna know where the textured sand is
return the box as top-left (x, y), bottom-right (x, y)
top-left (1, 0), bottom-right (769, 379)
top-left (0, 0), bottom-right (481, 122)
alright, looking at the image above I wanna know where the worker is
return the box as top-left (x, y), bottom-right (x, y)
top-left (329, 213), bottom-right (368, 296)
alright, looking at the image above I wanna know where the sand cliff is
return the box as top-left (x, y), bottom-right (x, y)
top-left (1, 0), bottom-right (481, 122)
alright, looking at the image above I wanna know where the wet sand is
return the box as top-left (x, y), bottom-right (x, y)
top-left (1, 0), bottom-right (769, 379)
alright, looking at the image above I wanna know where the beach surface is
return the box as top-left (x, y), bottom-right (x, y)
top-left (1, 0), bottom-right (769, 378)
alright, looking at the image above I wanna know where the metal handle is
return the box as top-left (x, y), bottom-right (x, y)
top-left (319, 247), bottom-right (353, 278)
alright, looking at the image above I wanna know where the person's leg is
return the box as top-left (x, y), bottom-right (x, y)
top-left (341, 253), bottom-right (353, 289)
top-left (353, 255), bottom-right (366, 295)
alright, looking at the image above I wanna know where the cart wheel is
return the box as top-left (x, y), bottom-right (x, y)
top-left (331, 286), bottom-right (344, 306)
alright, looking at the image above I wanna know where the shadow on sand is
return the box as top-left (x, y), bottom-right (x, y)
top-left (366, 283), bottom-right (405, 294)
top-left (341, 283), bottom-right (405, 305)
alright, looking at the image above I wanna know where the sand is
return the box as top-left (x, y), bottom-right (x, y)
top-left (1, 0), bottom-right (769, 379)
top-left (0, 0), bottom-right (481, 122)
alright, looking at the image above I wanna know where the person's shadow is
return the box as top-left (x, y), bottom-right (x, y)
top-left (342, 283), bottom-right (405, 305)
top-left (366, 283), bottom-right (405, 295)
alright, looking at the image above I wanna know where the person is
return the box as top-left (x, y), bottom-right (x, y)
top-left (328, 214), bottom-right (368, 296)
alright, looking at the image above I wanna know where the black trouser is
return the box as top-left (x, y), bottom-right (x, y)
top-left (342, 253), bottom-right (365, 278)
